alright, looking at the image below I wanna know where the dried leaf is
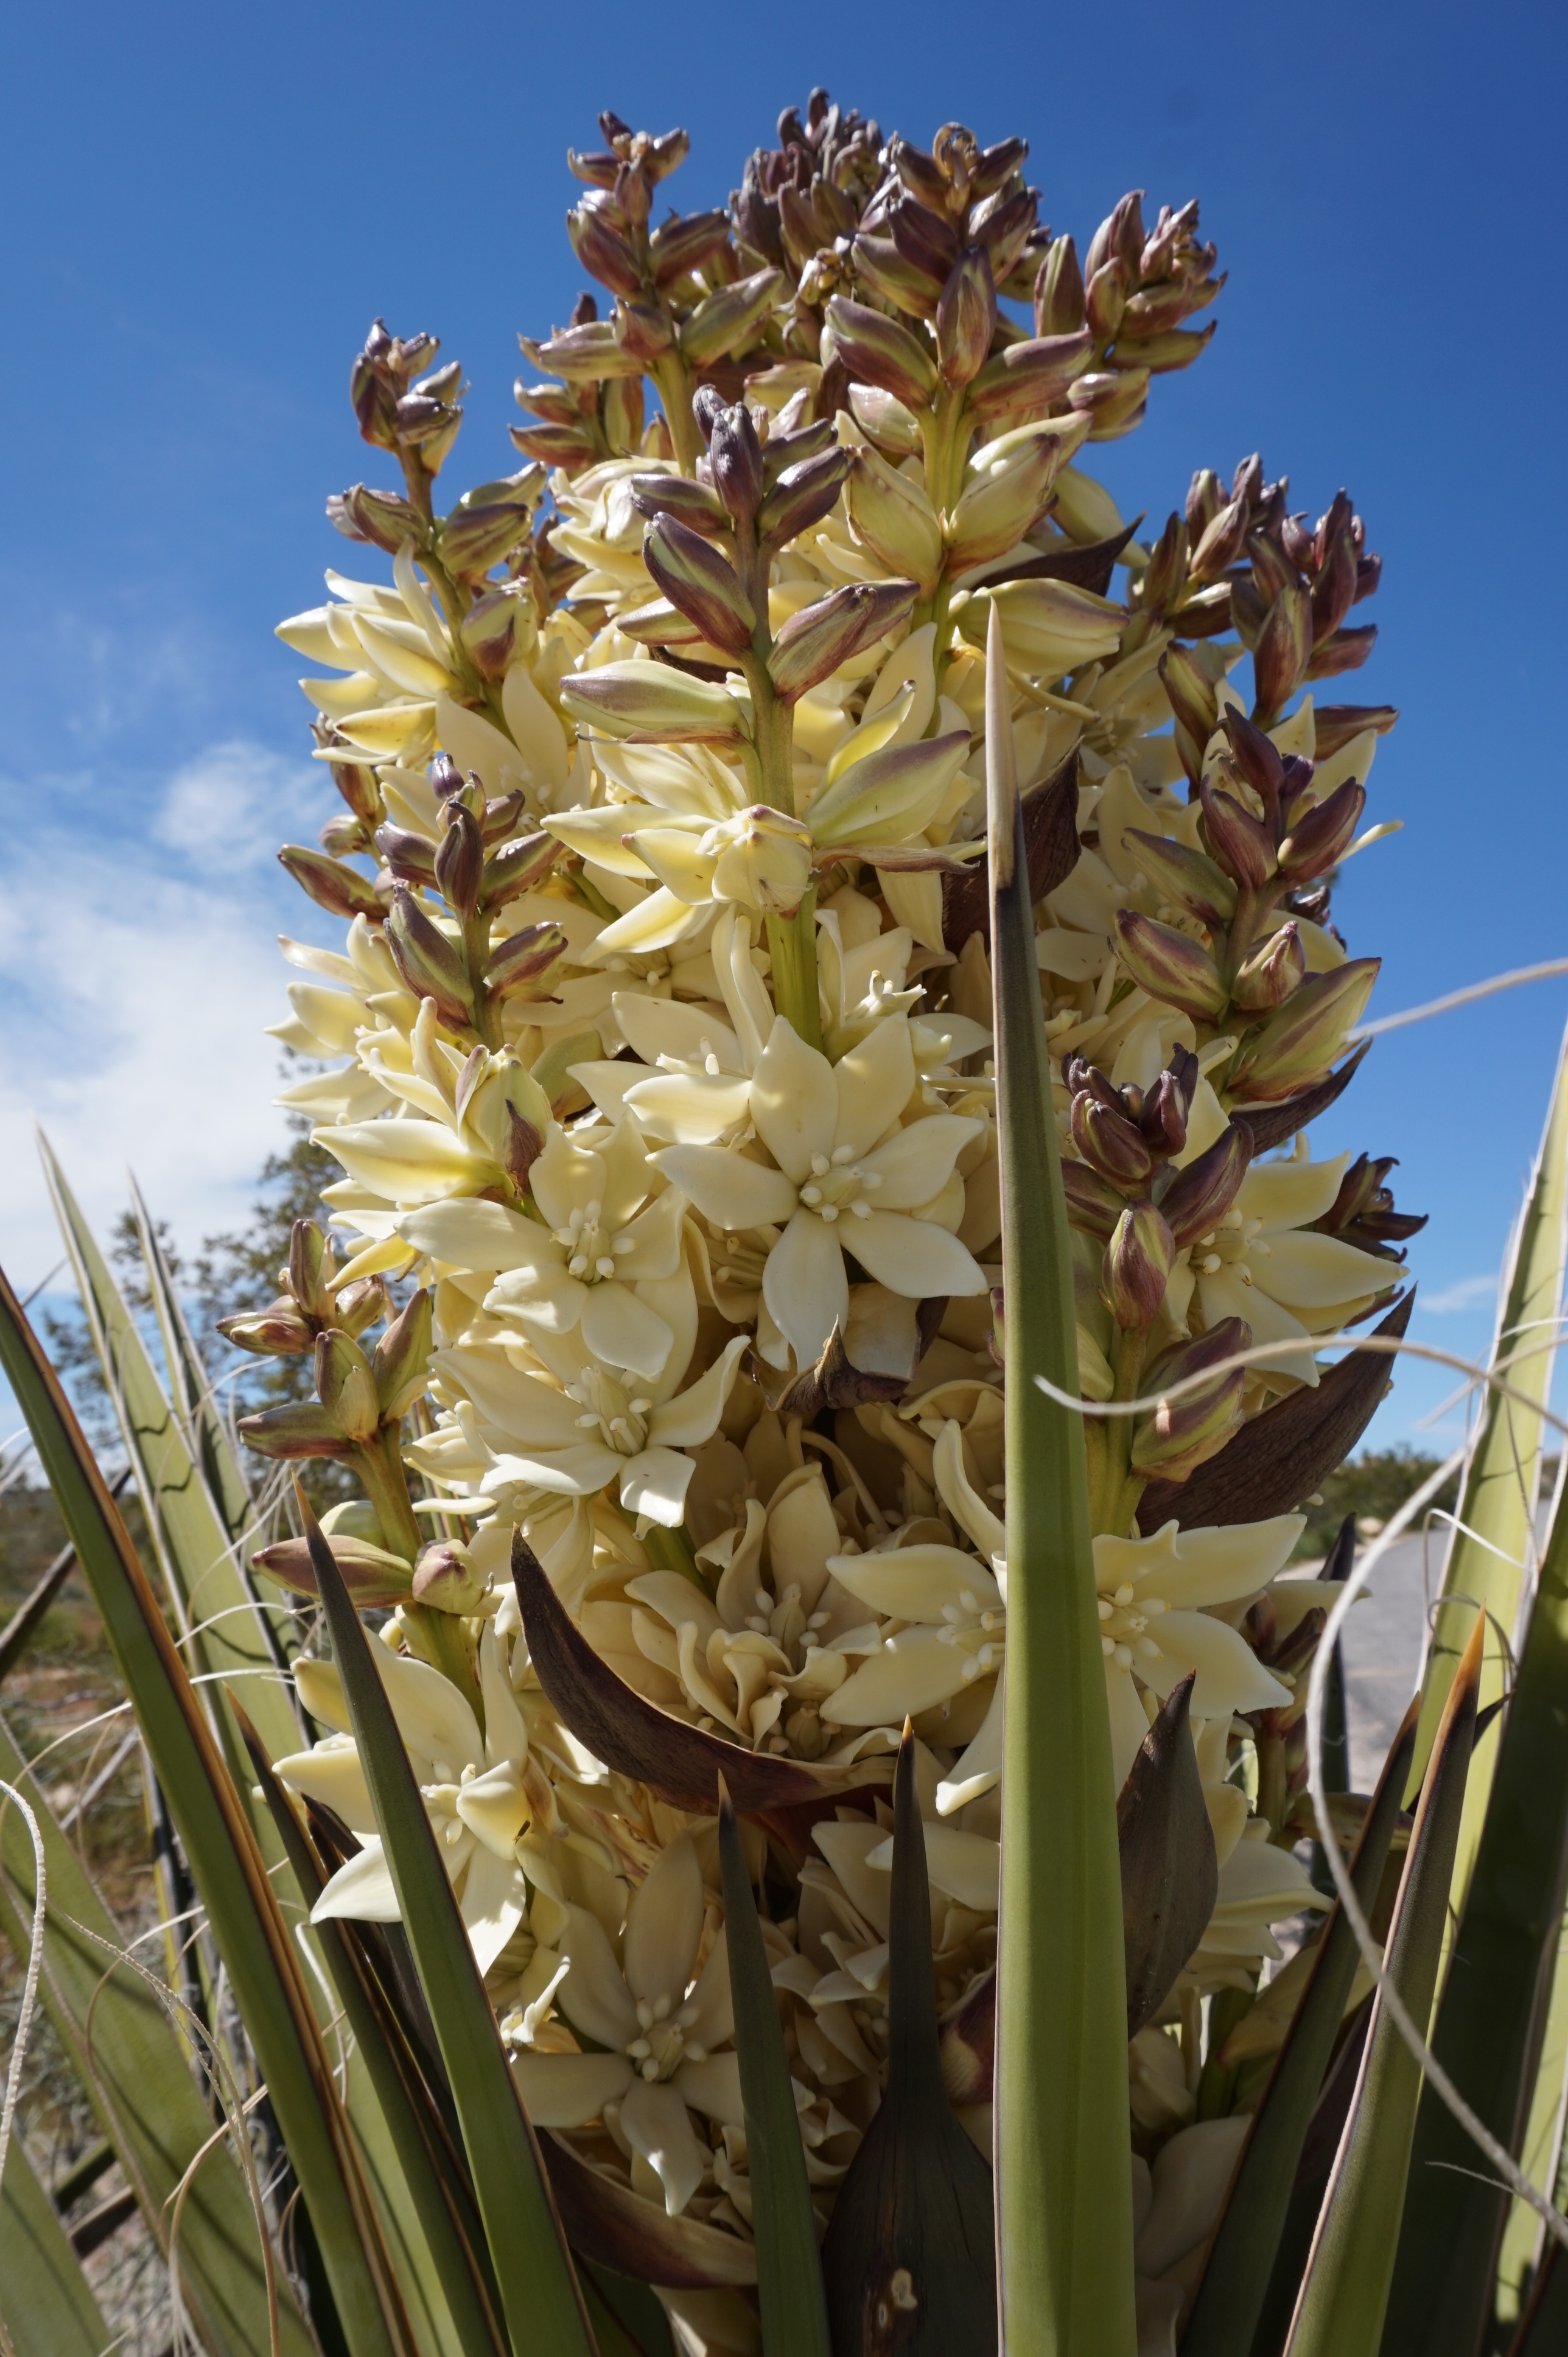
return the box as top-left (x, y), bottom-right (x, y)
top-left (981, 518), bottom-right (1143, 596)
top-left (1233, 1042), bottom-right (1370, 1153)
top-left (1118, 1675), bottom-right (1217, 2037)
top-left (943, 746), bottom-right (1079, 952)
top-left (542, 2136), bottom-right (758, 2290)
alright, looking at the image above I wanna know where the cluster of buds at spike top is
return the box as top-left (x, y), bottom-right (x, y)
top-left (239, 1287), bottom-right (433, 1535)
top-left (1312, 1152), bottom-right (1428, 1259)
top-left (219, 1219), bottom-right (388, 1361)
top-left (348, 319), bottom-right (466, 505)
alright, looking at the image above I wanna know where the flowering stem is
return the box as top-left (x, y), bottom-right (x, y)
top-left (351, 1431), bottom-right (424, 1564)
top-left (402, 1601), bottom-right (483, 1728)
top-left (651, 355), bottom-right (702, 476)
top-left (766, 897), bottom-right (823, 1052)
top-left (642, 1520), bottom-right (704, 1590)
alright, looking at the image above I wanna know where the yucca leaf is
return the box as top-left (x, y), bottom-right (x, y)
top-left (0, 1264), bottom-right (415, 2357)
top-left (715, 1774), bottom-right (831, 2356)
top-left (1494, 1902), bottom-right (1568, 2334)
top-left (985, 601), bottom-right (1136, 2353)
top-left (0, 2135), bottom-right (114, 2357)
top-left (1407, 1024), bottom-right (1568, 1863)
top-left (1180, 1699), bottom-right (1418, 2357)
top-left (1382, 1454), bottom-right (1568, 2356)
top-left (38, 1136), bottom-right (302, 1774)
top-left (821, 1727), bottom-right (996, 2352)
top-left (0, 1711), bottom-right (318, 2357)
top-left (580, 2268), bottom-right (676, 2357)
top-left (301, 1499), bottom-right (599, 2357)
top-left (1284, 1615), bottom-right (1485, 2357)
top-left (237, 1697), bottom-right (511, 2357)
top-left (1510, 2237), bottom-right (1568, 2352)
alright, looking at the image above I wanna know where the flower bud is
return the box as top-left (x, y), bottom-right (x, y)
top-left (1138, 1048), bottom-right (1199, 1156)
top-left (1113, 911), bottom-right (1228, 1021)
top-left (1122, 830), bottom-right (1236, 925)
top-left (706, 807), bottom-right (815, 916)
top-left (945, 422), bottom-right (1065, 572)
top-left (1220, 709), bottom-right (1284, 813)
top-left (373, 1288), bottom-right (433, 1421)
top-left (1071, 1096), bottom-right (1154, 1191)
top-left (691, 385), bottom-right (726, 446)
top-left (1104, 1202), bottom-right (1175, 1329)
top-left (1253, 583), bottom-right (1312, 721)
top-left (385, 886), bottom-right (474, 1028)
top-left (1060, 1159), bottom-right (1125, 1238)
top-left (567, 203), bottom-right (643, 299)
top-left (435, 804), bottom-right (484, 919)
top-left (374, 824), bottom-right (438, 889)
top-left (237, 1402), bottom-right (357, 1463)
top-left (457, 587), bottom-right (528, 681)
top-left (756, 445), bottom-right (853, 544)
top-left (761, 418), bottom-right (836, 488)
top-left (1232, 921), bottom-right (1306, 1012)
top-left (480, 829), bottom-right (558, 911)
top-left (609, 301), bottom-right (675, 365)
top-left (253, 1534), bottom-right (413, 1607)
top-left (1277, 777), bottom-right (1365, 881)
top-left (936, 247), bottom-right (998, 389)
top-left (825, 296), bottom-right (939, 411)
top-left (855, 234), bottom-right (944, 319)
top-left (710, 401), bottom-right (766, 524)
top-left (807, 730), bottom-right (970, 850)
top-left (651, 209), bottom-right (733, 288)
top-left (561, 660), bottom-right (748, 748)
top-left (410, 1540), bottom-right (488, 1615)
top-left (289, 1221), bottom-right (337, 1321)
top-left (218, 1297), bottom-right (315, 1356)
top-left (848, 384), bottom-right (925, 457)
top-left (1228, 958), bottom-right (1381, 1100)
top-left (315, 1329), bottom-right (382, 1445)
top-left (465, 1057), bottom-right (552, 1186)
top-left (970, 187), bottom-right (1037, 282)
top-left (1199, 780), bottom-right (1275, 890)
top-left (679, 269), bottom-right (785, 369)
top-left (1085, 258), bottom-right (1127, 341)
top-left (524, 319), bottom-right (645, 380)
top-left (1140, 513), bottom-right (1189, 613)
top-left (964, 330), bottom-right (1094, 426)
top-left (1066, 367), bottom-right (1149, 440)
top-left (1158, 643), bottom-right (1219, 788)
top-left (1155, 1122), bottom-right (1252, 1250)
top-left (889, 197), bottom-right (959, 285)
top-left (334, 1277), bottom-right (388, 1339)
top-left (1188, 492), bottom-right (1249, 584)
top-left (1130, 1319), bottom-right (1250, 1480)
top-left (1035, 235), bottom-right (1086, 335)
top-left (485, 920), bottom-right (567, 999)
top-left (278, 844), bottom-right (384, 922)
top-left (643, 515), bottom-right (756, 653)
top-left (766, 581), bottom-right (918, 703)
top-left (627, 472), bottom-right (729, 535)
top-left (846, 447), bottom-right (944, 592)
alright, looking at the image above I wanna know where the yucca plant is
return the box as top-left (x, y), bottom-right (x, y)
top-left (3, 84), bottom-right (1568, 2357)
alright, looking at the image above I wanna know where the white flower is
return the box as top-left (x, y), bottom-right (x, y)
top-left (653, 1015), bottom-right (989, 1370)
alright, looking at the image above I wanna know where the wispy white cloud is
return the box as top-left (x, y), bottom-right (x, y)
top-left (0, 738), bottom-right (327, 1283)
top-left (1418, 1273), bottom-right (1500, 1315)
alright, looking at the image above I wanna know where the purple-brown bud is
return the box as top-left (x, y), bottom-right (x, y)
top-left (373, 1289), bottom-right (433, 1422)
top-left (1138, 1048), bottom-right (1199, 1157)
top-left (755, 445), bottom-right (852, 544)
top-left (1277, 778), bottom-right (1365, 881)
top-left (218, 1298), bottom-right (315, 1356)
top-left (314, 1329), bottom-right (382, 1445)
top-left (1072, 1096), bottom-right (1155, 1192)
top-left (766, 581), bottom-right (917, 703)
top-left (627, 472), bottom-right (729, 536)
top-left (237, 1401), bottom-right (355, 1464)
top-left (278, 845), bottom-right (384, 923)
top-left (1228, 958), bottom-right (1381, 1101)
top-left (1232, 922), bottom-right (1306, 1012)
top-left (480, 830), bottom-right (559, 911)
top-left (1188, 492), bottom-right (1250, 584)
top-left (1253, 583), bottom-right (1313, 722)
top-left (435, 804), bottom-right (484, 919)
top-left (485, 921), bottom-right (567, 1000)
top-left (1034, 234), bottom-right (1086, 336)
top-left (643, 514), bottom-right (756, 653)
top-left (1113, 911), bottom-right (1229, 1022)
top-left (936, 247), bottom-right (998, 389)
top-left (1199, 780), bottom-right (1275, 891)
top-left (410, 1541), bottom-right (489, 1615)
top-left (965, 331), bottom-right (1093, 426)
top-left (252, 1534), bottom-right (413, 1608)
top-left (385, 887), bottom-right (474, 1028)
top-left (1130, 1317), bottom-right (1250, 1480)
top-left (709, 402), bottom-right (766, 524)
top-left (1122, 830), bottom-right (1236, 925)
top-left (1156, 1122), bottom-right (1252, 1250)
top-left (825, 295), bottom-right (939, 411)
top-left (289, 1221), bottom-right (336, 1322)
top-left (1060, 1159), bottom-right (1125, 1238)
top-left (1104, 1202), bottom-right (1175, 1330)
top-left (1159, 643), bottom-right (1219, 788)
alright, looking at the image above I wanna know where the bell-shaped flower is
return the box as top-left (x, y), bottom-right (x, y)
top-left (510, 1833), bottom-right (739, 2216)
top-left (399, 1119), bottom-right (691, 1382)
top-left (1093, 1516), bottom-right (1303, 1785)
top-left (1188, 1146), bottom-right (1400, 1386)
top-left (653, 1015), bottom-right (989, 1370)
top-left (284, 1626), bottom-right (536, 1971)
top-left (447, 1326), bottom-right (750, 1527)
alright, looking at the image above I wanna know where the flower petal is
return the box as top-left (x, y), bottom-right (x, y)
top-left (845, 1209), bottom-right (989, 1301)
top-left (751, 1017), bottom-right (837, 1180)
top-left (625, 1833), bottom-right (705, 2006)
top-left (1237, 1152), bottom-right (1349, 1231)
top-left (557, 1902), bottom-right (639, 2049)
top-left (819, 1627), bottom-right (977, 1726)
top-left (674, 2053), bottom-right (744, 2130)
top-left (1195, 1269), bottom-right (1318, 1385)
top-left (650, 1144), bottom-right (797, 1230)
top-left (936, 1673), bottom-right (1004, 1815)
top-left (580, 1282), bottom-right (676, 1381)
top-left (1094, 1517), bottom-right (1304, 1611)
top-left (612, 991), bottom-right (744, 1074)
top-left (618, 2077), bottom-right (710, 2217)
top-left (832, 1020), bottom-right (916, 1160)
top-left (460, 1846), bottom-right (528, 1974)
top-left (867, 1822), bottom-right (998, 1913)
top-left (825, 1544), bottom-right (1001, 1622)
top-left (623, 1073), bottom-right (754, 1143)
top-left (1141, 1610), bottom-right (1293, 1718)
top-left (1253, 1230), bottom-right (1397, 1311)
top-left (396, 1198), bottom-right (548, 1273)
top-left (646, 1336), bottom-right (749, 1449)
top-left (859, 1114), bottom-right (982, 1209)
top-left (762, 1211), bottom-right (849, 1368)
top-left (509, 2051), bottom-right (634, 2129)
top-left (612, 1183), bottom-right (688, 1281)
top-left (311, 1837), bottom-right (401, 1924)
top-left (619, 1446), bottom-right (699, 1526)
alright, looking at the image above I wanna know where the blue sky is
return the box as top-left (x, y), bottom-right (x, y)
top-left (1, 0), bottom-right (1563, 1457)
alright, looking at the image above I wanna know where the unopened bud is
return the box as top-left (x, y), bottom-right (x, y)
top-left (1130, 1318), bottom-right (1250, 1480)
top-left (1113, 911), bottom-right (1228, 1021)
top-left (709, 401), bottom-right (765, 524)
top-left (936, 247), bottom-right (997, 388)
top-left (385, 887), bottom-right (474, 1028)
top-left (627, 472), bottom-right (729, 536)
top-left (559, 661), bottom-right (747, 748)
top-left (691, 385), bottom-right (726, 446)
top-left (1140, 513), bottom-right (1189, 612)
top-left (289, 1221), bottom-right (337, 1321)
top-left (458, 587), bottom-right (529, 681)
top-left (374, 824), bottom-right (438, 889)
top-left (1061, 1159), bottom-right (1125, 1238)
top-left (1122, 830), bottom-right (1236, 925)
top-left (1188, 492), bottom-right (1250, 584)
top-left (333, 1277), bottom-right (388, 1339)
top-left (1253, 583), bottom-right (1312, 722)
top-left (253, 1534), bottom-right (413, 1606)
top-left (1085, 258), bottom-right (1127, 341)
top-left (643, 515), bottom-right (756, 654)
top-left (825, 295), bottom-right (939, 411)
top-left (218, 1298), bottom-right (315, 1356)
top-left (846, 447), bottom-right (944, 592)
top-left (567, 203), bottom-right (643, 299)
top-left (1035, 234), bottom-right (1086, 335)
top-left (946, 422), bottom-right (1066, 572)
top-left (1199, 780), bottom-right (1275, 891)
top-left (237, 1402), bottom-right (356, 1463)
top-left (1156, 1122), bottom-right (1251, 1249)
top-left (1159, 644), bottom-right (1219, 790)
top-left (965, 330), bottom-right (1094, 427)
top-left (755, 445), bottom-right (853, 544)
top-left (848, 383), bottom-right (925, 456)
top-left (373, 1289), bottom-right (433, 1421)
top-left (480, 829), bottom-right (559, 911)
top-left (856, 232), bottom-right (944, 319)
top-left (766, 581), bottom-right (917, 702)
top-left (889, 197), bottom-right (959, 286)
top-left (1228, 958), bottom-right (1381, 1101)
top-left (1277, 778), bottom-right (1365, 881)
top-left (485, 920), bottom-right (567, 999)
top-left (435, 804), bottom-right (484, 918)
top-left (651, 209), bottom-right (733, 289)
top-left (1071, 1096), bottom-right (1153, 1191)
top-left (1233, 921), bottom-right (1306, 1012)
top-left (465, 1057), bottom-right (552, 1185)
top-left (278, 844), bottom-right (383, 922)
top-left (331, 484), bottom-right (427, 554)
top-left (1220, 709), bottom-right (1285, 813)
top-left (1138, 1049), bottom-right (1199, 1156)
top-left (411, 1541), bottom-right (488, 1615)
top-left (315, 1329), bottom-right (382, 1445)
top-left (679, 269), bottom-right (785, 369)
top-left (1104, 1202), bottom-right (1175, 1330)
